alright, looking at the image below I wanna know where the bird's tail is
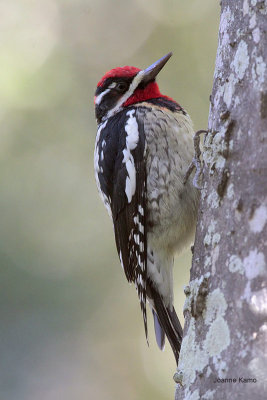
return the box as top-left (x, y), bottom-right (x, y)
top-left (149, 284), bottom-right (183, 365)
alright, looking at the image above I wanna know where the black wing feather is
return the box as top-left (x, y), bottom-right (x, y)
top-left (95, 109), bottom-right (148, 337)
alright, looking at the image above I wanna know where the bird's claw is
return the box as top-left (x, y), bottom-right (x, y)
top-left (183, 130), bottom-right (207, 189)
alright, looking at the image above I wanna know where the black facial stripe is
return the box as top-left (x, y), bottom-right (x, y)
top-left (95, 76), bottom-right (134, 96)
top-left (95, 89), bottom-right (124, 123)
top-left (95, 76), bottom-right (138, 123)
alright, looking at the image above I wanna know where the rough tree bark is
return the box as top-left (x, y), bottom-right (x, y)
top-left (175, 1), bottom-right (267, 399)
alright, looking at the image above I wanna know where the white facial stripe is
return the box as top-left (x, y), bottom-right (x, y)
top-left (95, 82), bottom-right (118, 106)
top-left (105, 70), bottom-right (145, 120)
top-left (95, 88), bottom-right (111, 105)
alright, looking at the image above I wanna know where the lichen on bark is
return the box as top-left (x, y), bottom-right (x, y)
top-left (175, 1), bottom-right (267, 399)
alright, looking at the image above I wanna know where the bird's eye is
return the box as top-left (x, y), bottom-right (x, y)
top-left (116, 82), bottom-right (128, 92)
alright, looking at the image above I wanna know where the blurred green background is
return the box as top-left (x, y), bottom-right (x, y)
top-left (0, 1), bottom-right (219, 399)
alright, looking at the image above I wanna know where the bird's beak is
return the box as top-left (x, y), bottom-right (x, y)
top-left (141, 52), bottom-right (172, 84)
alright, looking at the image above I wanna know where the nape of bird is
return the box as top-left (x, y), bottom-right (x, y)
top-left (94, 52), bottom-right (199, 364)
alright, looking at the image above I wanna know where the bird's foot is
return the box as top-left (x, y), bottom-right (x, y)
top-left (173, 370), bottom-right (184, 387)
top-left (183, 130), bottom-right (207, 189)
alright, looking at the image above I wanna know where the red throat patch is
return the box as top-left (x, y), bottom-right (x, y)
top-left (123, 81), bottom-right (162, 107)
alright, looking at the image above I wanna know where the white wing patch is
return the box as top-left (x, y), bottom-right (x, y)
top-left (122, 109), bottom-right (139, 203)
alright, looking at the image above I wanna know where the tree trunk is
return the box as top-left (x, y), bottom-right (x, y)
top-left (175, 1), bottom-right (267, 399)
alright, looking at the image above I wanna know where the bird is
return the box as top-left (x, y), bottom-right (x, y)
top-left (93, 52), bottom-right (199, 364)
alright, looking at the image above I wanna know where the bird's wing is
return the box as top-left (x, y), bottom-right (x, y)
top-left (95, 109), bottom-right (148, 337)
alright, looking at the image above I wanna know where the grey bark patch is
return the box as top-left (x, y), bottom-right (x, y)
top-left (175, 1), bottom-right (267, 399)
